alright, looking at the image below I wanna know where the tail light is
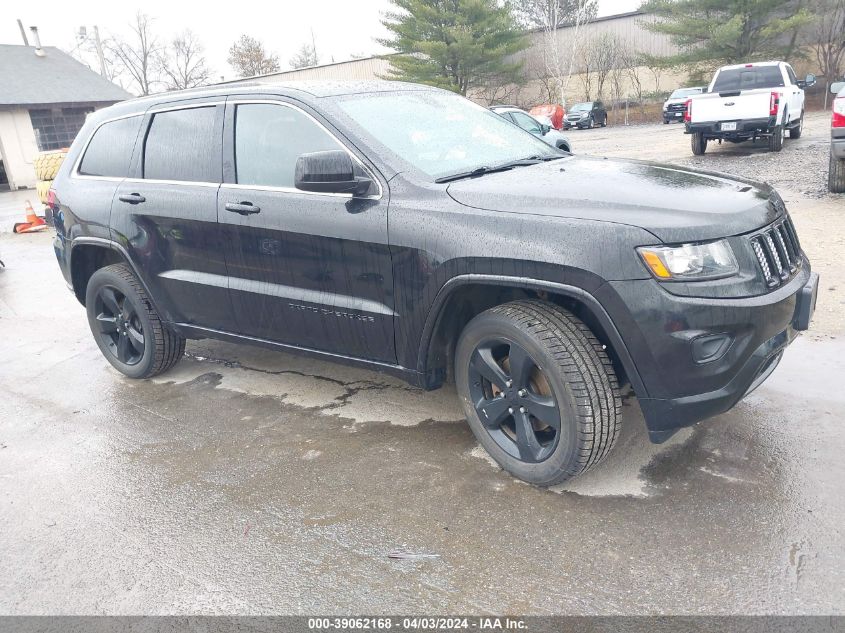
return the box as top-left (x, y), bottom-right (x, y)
top-left (770, 92), bottom-right (780, 116)
top-left (684, 98), bottom-right (692, 122)
top-left (833, 96), bottom-right (845, 128)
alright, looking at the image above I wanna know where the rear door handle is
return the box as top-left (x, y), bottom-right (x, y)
top-left (118, 193), bottom-right (145, 204)
top-left (225, 201), bottom-right (261, 215)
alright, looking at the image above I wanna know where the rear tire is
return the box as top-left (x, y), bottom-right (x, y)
top-left (455, 300), bottom-right (622, 486)
top-left (830, 152), bottom-right (845, 193)
top-left (691, 132), bottom-right (707, 155)
top-left (601, 114), bottom-right (607, 127)
top-left (769, 124), bottom-right (785, 152)
top-left (85, 263), bottom-right (185, 379)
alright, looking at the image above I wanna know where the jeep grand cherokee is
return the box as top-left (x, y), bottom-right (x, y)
top-left (49, 81), bottom-right (818, 485)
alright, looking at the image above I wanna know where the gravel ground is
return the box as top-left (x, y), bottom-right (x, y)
top-left (571, 111), bottom-right (845, 339)
top-left (573, 111), bottom-right (835, 198)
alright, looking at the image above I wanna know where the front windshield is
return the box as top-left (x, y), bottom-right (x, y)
top-left (336, 91), bottom-right (559, 180)
top-left (670, 88), bottom-right (701, 99)
top-left (569, 103), bottom-right (591, 112)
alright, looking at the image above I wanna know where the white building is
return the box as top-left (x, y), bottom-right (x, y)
top-left (0, 43), bottom-right (131, 191)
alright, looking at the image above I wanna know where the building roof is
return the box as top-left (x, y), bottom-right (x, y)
top-left (0, 44), bottom-right (132, 107)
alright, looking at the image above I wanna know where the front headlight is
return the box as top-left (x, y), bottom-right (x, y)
top-left (637, 239), bottom-right (739, 281)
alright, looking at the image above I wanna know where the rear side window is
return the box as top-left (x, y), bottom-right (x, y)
top-left (712, 66), bottom-right (785, 92)
top-left (78, 116), bottom-right (142, 178)
top-left (234, 103), bottom-right (342, 188)
top-left (143, 107), bottom-right (217, 182)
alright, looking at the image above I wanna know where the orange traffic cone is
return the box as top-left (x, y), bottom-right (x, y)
top-left (13, 200), bottom-right (48, 234)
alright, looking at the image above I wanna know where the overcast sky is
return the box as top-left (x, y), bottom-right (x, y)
top-left (2, 0), bottom-right (640, 89)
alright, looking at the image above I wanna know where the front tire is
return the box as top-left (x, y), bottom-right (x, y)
top-left (691, 132), bottom-right (707, 155)
top-left (601, 114), bottom-right (607, 127)
top-left (830, 152), bottom-right (845, 193)
top-left (85, 263), bottom-right (185, 379)
top-left (455, 301), bottom-right (622, 486)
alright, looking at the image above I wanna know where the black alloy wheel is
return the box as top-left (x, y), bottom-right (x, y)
top-left (85, 263), bottom-right (185, 378)
top-left (94, 285), bottom-right (146, 365)
top-left (467, 337), bottom-right (561, 463)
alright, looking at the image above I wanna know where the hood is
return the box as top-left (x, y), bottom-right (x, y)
top-left (664, 98), bottom-right (689, 106)
top-left (446, 155), bottom-right (781, 243)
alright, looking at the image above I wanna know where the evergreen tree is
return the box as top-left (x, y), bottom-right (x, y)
top-left (379, 0), bottom-right (528, 95)
top-left (640, 0), bottom-right (811, 65)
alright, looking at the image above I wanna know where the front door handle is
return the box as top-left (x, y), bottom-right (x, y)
top-left (225, 201), bottom-right (261, 215)
top-left (118, 193), bottom-right (145, 204)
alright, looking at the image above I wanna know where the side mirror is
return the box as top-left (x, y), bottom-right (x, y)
top-left (805, 73), bottom-right (816, 87)
top-left (830, 81), bottom-right (844, 95)
top-left (294, 150), bottom-right (372, 196)
top-left (540, 123), bottom-right (551, 135)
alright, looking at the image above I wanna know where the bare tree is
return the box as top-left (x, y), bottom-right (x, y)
top-left (68, 28), bottom-right (124, 85)
top-left (589, 33), bottom-right (623, 100)
top-left (109, 12), bottom-right (162, 96)
top-left (809, 0), bottom-right (845, 105)
top-left (159, 30), bottom-right (211, 90)
top-left (514, 0), bottom-right (597, 29)
top-left (639, 53), bottom-right (670, 95)
top-left (227, 35), bottom-right (280, 77)
top-left (289, 42), bottom-right (318, 70)
top-left (516, 0), bottom-right (597, 106)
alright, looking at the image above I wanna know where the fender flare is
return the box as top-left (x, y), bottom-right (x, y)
top-left (69, 237), bottom-right (169, 321)
top-left (415, 273), bottom-right (648, 397)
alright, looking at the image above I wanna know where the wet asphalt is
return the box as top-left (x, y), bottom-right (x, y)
top-left (1, 180), bottom-right (844, 614)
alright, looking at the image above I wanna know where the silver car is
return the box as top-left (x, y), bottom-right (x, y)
top-left (490, 106), bottom-right (572, 152)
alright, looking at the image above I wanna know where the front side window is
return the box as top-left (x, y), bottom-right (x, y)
top-left (234, 103), bottom-right (342, 188)
top-left (336, 91), bottom-right (558, 180)
top-left (511, 112), bottom-right (542, 133)
top-left (79, 115), bottom-right (142, 178)
top-left (786, 66), bottom-right (798, 85)
top-left (143, 107), bottom-right (217, 182)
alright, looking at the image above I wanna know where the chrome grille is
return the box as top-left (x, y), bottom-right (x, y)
top-left (750, 217), bottom-right (802, 288)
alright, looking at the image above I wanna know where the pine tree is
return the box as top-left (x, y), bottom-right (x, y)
top-left (640, 0), bottom-right (812, 65)
top-left (378, 0), bottom-right (528, 95)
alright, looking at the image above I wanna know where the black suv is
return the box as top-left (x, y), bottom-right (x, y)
top-left (563, 101), bottom-right (607, 129)
top-left (50, 81), bottom-right (818, 486)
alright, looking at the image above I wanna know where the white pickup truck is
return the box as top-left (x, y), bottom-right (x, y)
top-left (685, 61), bottom-right (816, 155)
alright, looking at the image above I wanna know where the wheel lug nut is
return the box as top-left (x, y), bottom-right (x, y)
top-left (506, 380), bottom-right (513, 388)
top-left (508, 407), bottom-right (514, 414)
top-left (518, 389), bottom-right (527, 397)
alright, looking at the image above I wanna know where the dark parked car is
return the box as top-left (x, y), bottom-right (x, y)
top-left (563, 101), bottom-right (607, 129)
top-left (50, 81), bottom-right (818, 486)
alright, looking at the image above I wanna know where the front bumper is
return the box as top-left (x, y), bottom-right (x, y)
top-left (686, 117), bottom-right (776, 138)
top-left (599, 263), bottom-right (817, 442)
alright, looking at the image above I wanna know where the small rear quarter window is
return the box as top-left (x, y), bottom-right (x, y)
top-left (78, 115), bottom-right (142, 178)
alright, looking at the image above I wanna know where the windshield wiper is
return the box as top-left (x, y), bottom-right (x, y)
top-left (435, 155), bottom-right (559, 184)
